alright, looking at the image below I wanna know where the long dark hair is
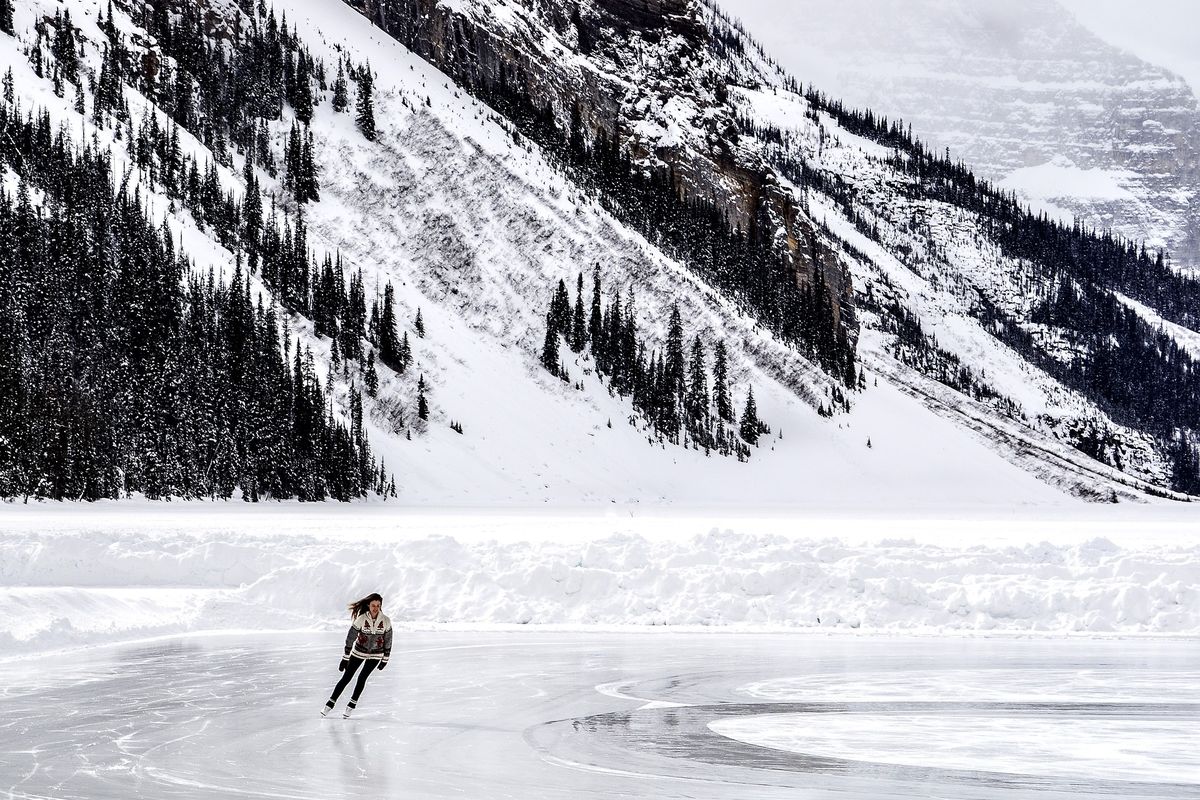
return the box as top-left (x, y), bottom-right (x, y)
top-left (348, 593), bottom-right (383, 618)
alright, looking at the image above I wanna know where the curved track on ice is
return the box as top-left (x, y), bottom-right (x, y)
top-left (0, 633), bottom-right (1196, 799)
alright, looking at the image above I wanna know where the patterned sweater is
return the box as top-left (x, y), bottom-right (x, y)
top-left (344, 612), bottom-right (393, 662)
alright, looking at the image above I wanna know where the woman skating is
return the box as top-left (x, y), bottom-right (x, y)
top-left (322, 592), bottom-right (392, 718)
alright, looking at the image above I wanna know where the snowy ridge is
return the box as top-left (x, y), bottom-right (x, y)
top-left (2, 523), bottom-right (1197, 654)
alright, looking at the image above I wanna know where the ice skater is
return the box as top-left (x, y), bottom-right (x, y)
top-left (322, 592), bottom-right (392, 718)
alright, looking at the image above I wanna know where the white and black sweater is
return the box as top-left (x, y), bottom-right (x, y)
top-left (343, 612), bottom-right (393, 663)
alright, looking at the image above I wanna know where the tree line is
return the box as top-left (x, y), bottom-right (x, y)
top-left (0, 111), bottom-right (389, 499)
top-left (0, 2), bottom-right (405, 499)
top-left (540, 270), bottom-right (768, 459)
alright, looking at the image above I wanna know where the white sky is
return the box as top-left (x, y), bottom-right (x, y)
top-left (1057, 0), bottom-right (1200, 92)
top-left (723, 0), bottom-right (1200, 95)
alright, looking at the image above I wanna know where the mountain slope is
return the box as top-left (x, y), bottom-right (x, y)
top-left (0, 0), bottom-right (1196, 505)
top-left (333, 0), bottom-right (1200, 499)
top-left (720, 0), bottom-right (1200, 265)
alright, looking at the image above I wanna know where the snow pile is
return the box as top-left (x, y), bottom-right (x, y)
top-left (1, 526), bottom-right (1197, 653)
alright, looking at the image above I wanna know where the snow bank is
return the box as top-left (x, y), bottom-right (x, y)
top-left (1, 526), bottom-right (1197, 654)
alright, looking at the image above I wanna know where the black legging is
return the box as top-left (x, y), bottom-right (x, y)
top-left (328, 656), bottom-right (379, 707)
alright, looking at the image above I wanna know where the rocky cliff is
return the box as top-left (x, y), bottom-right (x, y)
top-left (345, 0), bottom-right (852, 323)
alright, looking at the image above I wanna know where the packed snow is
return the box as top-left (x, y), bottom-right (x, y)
top-left (999, 156), bottom-right (1138, 202)
top-left (1, 510), bottom-right (1198, 656)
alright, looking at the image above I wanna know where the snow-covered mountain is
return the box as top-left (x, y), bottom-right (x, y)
top-left (1, 0), bottom-right (1198, 506)
top-left (721, 0), bottom-right (1200, 265)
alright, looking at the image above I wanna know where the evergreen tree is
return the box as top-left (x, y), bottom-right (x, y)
top-left (332, 59), bottom-right (349, 113)
top-left (301, 127), bottom-right (319, 202)
top-left (713, 340), bottom-right (732, 422)
top-left (398, 331), bottom-right (411, 370)
top-left (417, 373), bottom-right (429, 420)
top-left (3, 68), bottom-right (14, 104)
top-left (664, 303), bottom-right (685, 403)
top-left (739, 387), bottom-right (761, 445)
top-left (365, 349), bottom-right (379, 397)
top-left (588, 265), bottom-right (603, 357)
top-left (686, 336), bottom-right (708, 422)
top-left (51, 10), bottom-right (78, 82)
top-left (549, 278), bottom-right (570, 338)
top-left (284, 122), bottom-right (301, 197)
top-left (378, 282), bottom-right (403, 371)
top-left (291, 52), bottom-right (314, 124)
top-left (540, 313), bottom-right (559, 373)
top-left (414, 307), bottom-right (425, 337)
top-left (570, 272), bottom-right (587, 352)
top-left (1172, 436), bottom-right (1200, 495)
top-left (0, 0), bottom-right (13, 37)
top-left (355, 62), bottom-right (376, 141)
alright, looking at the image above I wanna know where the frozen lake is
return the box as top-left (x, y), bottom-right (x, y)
top-left (0, 633), bottom-right (1196, 798)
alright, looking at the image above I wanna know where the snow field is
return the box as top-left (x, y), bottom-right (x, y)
top-left (1, 521), bottom-right (1197, 655)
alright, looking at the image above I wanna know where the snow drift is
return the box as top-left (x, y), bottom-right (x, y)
top-left (2, 524), bottom-right (1197, 654)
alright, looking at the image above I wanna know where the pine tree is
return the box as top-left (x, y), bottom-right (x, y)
top-left (365, 349), bottom-right (379, 397)
top-left (378, 283), bottom-right (403, 371)
top-left (540, 314), bottom-right (559, 373)
top-left (51, 9), bottom-right (78, 82)
top-left (570, 272), bottom-right (587, 352)
top-left (549, 278), bottom-right (570, 338)
top-left (332, 60), bottom-right (348, 112)
top-left (664, 303), bottom-right (685, 403)
top-left (686, 336), bottom-right (708, 422)
top-left (301, 127), bottom-right (319, 202)
top-left (0, 0), bottom-right (14, 37)
top-left (414, 307), bottom-right (425, 337)
top-left (739, 386), bottom-right (761, 445)
top-left (398, 331), bottom-right (411, 371)
top-left (713, 340), bottom-right (732, 422)
top-left (3, 68), bottom-right (14, 104)
top-left (355, 63), bottom-right (376, 141)
top-left (291, 52), bottom-right (314, 124)
top-left (417, 374), bottom-right (429, 420)
top-left (284, 122), bottom-right (301, 197)
top-left (588, 265), bottom-right (603, 357)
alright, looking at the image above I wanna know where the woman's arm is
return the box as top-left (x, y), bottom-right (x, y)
top-left (343, 616), bottom-right (361, 660)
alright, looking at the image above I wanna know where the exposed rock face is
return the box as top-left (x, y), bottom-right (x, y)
top-left (346, 0), bottom-right (852, 323)
top-left (594, 0), bottom-right (689, 28)
top-left (730, 0), bottom-right (1200, 264)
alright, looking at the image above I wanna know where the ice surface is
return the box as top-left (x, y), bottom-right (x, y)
top-left (712, 713), bottom-right (1200, 784)
top-left (720, 656), bottom-right (1200, 785)
top-left (0, 633), bottom-right (1195, 799)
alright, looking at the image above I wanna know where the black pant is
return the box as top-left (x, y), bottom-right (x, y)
top-left (328, 656), bottom-right (378, 705)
